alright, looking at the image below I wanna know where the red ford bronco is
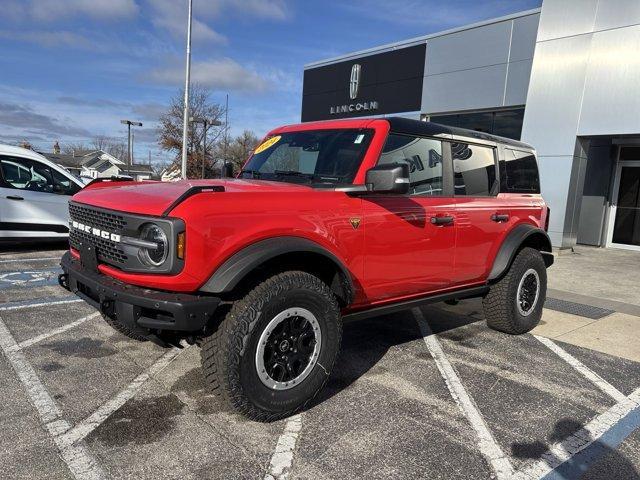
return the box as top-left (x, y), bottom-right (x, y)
top-left (60, 117), bottom-right (553, 421)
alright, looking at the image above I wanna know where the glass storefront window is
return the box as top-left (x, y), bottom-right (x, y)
top-left (427, 108), bottom-right (525, 140)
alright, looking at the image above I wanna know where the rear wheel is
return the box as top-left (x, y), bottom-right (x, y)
top-left (483, 247), bottom-right (547, 334)
top-left (201, 271), bottom-right (342, 421)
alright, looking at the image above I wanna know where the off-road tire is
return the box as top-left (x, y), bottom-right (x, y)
top-left (483, 247), bottom-right (547, 334)
top-left (201, 271), bottom-right (342, 422)
top-left (101, 313), bottom-right (149, 342)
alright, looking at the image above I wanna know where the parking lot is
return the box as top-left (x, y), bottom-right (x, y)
top-left (1, 245), bottom-right (639, 480)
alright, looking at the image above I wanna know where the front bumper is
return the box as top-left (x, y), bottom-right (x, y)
top-left (60, 252), bottom-right (220, 335)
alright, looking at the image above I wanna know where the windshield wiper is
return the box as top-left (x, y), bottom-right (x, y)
top-left (273, 170), bottom-right (314, 178)
top-left (240, 169), bottom-right (261, 178)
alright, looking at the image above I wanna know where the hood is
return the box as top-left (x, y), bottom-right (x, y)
top-left (72, 179), bottom-right (314, 217)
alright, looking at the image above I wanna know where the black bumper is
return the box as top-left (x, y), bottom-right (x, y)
top-left (60, 252), bottom-right (220, 334)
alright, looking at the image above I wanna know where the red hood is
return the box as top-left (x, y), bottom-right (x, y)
top-left (72, 179), bottom-right (314, 217)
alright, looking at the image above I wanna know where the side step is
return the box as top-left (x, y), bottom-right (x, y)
top-left (343, 285), bottom-right (488, 322)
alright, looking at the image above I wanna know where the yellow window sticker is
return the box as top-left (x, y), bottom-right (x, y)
top-left (254, 135), bottom-right (281, 154)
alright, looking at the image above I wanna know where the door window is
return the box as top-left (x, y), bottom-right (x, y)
top-left (452, 143), bottom-right (497, 196)
top-left (51, 168), bottom-right (81, 195)
top-left (379, 134), bottom-right (444, 196)
top-left (612, 166), bottom-right (640, 246)
top-left (0, 156), bottom-right (56, 193)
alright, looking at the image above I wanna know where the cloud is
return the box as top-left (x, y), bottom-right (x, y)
top-left (0, 101), bottom-right (91, 137)
top-left (131, 103), bottom-right (167, 121)
top-left (224, 0), bottom-right (289, 21)
top-left (148, 58), bottom-right (270, 93)
top-left (147, 0), bottom-right (227, 44)
top-left (0, 0), bottom-right (138, 23)
top-left (0, 30), bottom-right (98, 49)
top-left (339, 0), bottom-right (540, 28)
top-left (57, 96), bottom-right (127, 108)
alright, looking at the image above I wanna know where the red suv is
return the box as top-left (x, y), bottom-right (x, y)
top-left (60, 117), bottom-right (553, 421)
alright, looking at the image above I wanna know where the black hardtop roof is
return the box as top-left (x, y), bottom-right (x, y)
top-left (385, 117), bottom-right (534, 151)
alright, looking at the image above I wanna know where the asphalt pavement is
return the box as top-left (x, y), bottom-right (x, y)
top-left (0, 245), bottom-right (638, 479)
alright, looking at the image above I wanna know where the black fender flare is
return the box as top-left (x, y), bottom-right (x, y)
top-left (488, 224), bottom-right (554, 282)
top-left (199, 236), bottom-right (355, 302)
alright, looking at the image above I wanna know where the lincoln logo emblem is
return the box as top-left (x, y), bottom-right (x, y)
top-left (349, 64), bottom-right (361, 100)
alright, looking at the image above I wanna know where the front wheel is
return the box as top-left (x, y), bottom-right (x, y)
top-left (200, 271), bottom-right (342, 421)
top-left (483, 247), bottom-right (547, 334)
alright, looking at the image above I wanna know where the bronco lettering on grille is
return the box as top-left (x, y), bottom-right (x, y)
top-left (70, 220), bottom-right (121, 242)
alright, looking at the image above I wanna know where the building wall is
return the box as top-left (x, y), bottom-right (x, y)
top-left (421, 11), bottom-right (539, 114)
top-left (521, 0), bottom-right (640, 247)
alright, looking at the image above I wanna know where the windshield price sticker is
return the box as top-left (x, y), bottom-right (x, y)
top-left (254, 135), bottom-right (281, 154)
top-left (354, 134), bottom-right (365, 144)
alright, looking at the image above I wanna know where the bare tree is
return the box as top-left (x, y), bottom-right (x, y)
top-left (62, 142), bottom-right (91, 156)
top-left (217, 130), bottom-right (260, 173)
top-left (91, 136), bottom-right (127, 161)
top-left (159, 84), bottom-right (225, 178)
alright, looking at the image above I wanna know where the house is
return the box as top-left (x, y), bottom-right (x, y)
top-left (41, 150), bottom-right (154, 182)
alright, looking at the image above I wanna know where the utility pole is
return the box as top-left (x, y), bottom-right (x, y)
top-left (120, 119), bottom-right (142, 175)
top-left (181, 0), bottom-right (193, 180)
top-left (224, 94), bottom-right (229, 161)
top-left (190, 117), bottom-right (222, 178)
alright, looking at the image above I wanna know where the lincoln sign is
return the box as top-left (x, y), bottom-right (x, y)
top-left (301, 43), bottom-right (426, 122)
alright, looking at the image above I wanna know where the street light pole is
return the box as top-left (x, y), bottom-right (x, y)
top-left (190, 117), bottom-right (222, 179)
top-left (120, 119), bottom-right (143, 175)
top-left (181, 0), bottom-right (193, 180)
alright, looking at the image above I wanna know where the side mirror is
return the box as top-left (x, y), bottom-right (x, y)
top-left (365, 163), bottom-right (410, 194)
top-left (221, 161), bottom-right (234, 178)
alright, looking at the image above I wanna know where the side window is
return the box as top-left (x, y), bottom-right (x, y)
top-left (0, 156), bottom-right (54, 193)
top-left (51, 168), bottom-right (81, 196)
top-left (379, 134), bottom-right (444, 196)
top-left (500, 149), bottom-right (540, 193)
top-left (452, 143), bottom-right (497, 196)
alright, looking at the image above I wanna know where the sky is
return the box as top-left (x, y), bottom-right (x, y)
top-left (0, 0), bottom-right (541, 166)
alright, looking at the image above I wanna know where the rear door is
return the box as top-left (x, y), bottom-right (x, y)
top-left (362, 134), bottom-right (456, 302)
top-left (451, 141), bottom-right (512, 284)
top-left (0, 155), bottom-right (79, 237)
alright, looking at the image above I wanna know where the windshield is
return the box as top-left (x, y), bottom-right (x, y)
top-left (240, 129), bottom-right (373, 185)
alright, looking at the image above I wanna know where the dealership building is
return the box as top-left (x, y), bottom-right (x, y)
top-left (301, 0), bottom-right (640, 250)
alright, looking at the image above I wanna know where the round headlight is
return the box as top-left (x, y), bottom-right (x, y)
top-left (139, 223), bottom-right (168, 267)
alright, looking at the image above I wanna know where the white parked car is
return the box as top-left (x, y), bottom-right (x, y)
top-left (0, 144), bottom-right (84, 239)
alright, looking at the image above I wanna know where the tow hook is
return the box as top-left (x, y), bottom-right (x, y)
top-left (58, 273), bottom-right (69, 291)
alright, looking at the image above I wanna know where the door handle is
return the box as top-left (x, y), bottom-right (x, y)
top-left (431, 215), bottom-right (454, 226)
top-left (6, 195), bottom-right (24, 201)
top-left (491, 213), bottom-right (510, 222)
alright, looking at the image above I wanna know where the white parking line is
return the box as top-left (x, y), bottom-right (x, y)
top-left (7, 312), bottom-right (101, 353)
top-left (534, 335), bottom-right (627, 403)
top-left (0, 314), bottom-right (105, 479)
top-left (0, 298), bottom-right (82, 311)
top-left (513, 387), bottom-right (640, 479)
top-left (0, 256), bottom-right (60, 264)
top-left (61, 346), bottom-right (186, 445)
top-left (413, 308), bottom-right (515, 480)
top-left (264, 414), bottom-right (303, 480)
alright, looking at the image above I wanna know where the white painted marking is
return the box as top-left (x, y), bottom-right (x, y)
top-left (413, 308), bottom-right (515, 480)
top-left (0, 314), bottom-right (105, 479)
top-left (7, 312), bottom-right (101, 353)
top-left (61, 346), bottom-right (185, 445)
top-left (264, 414), bottom-right (303, 480)
top-left (534, 335), bottom-right (627, 403)
top-left (0, 256), bottom-right (60, 264)
top-left (513, 387), bottom-right (640, 479)
top-left (0, 298), bottom-right (82, 311)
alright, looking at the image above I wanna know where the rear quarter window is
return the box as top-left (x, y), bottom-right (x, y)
top-left (500, 149), bottom-right (540, 194)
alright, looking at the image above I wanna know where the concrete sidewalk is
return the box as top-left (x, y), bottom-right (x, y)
top-left (535, 246), bottom-right (640, 363)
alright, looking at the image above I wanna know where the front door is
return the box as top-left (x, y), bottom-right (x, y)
top-left (608, 159), bottom-right (640, 251)
top-left (0, 155), bottom-right (73, 237)
top-left (361, 134), bottom-right (456, 303)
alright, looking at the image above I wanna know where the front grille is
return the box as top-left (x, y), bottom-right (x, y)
top-left (69, 203), bottom-right (128, 265)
